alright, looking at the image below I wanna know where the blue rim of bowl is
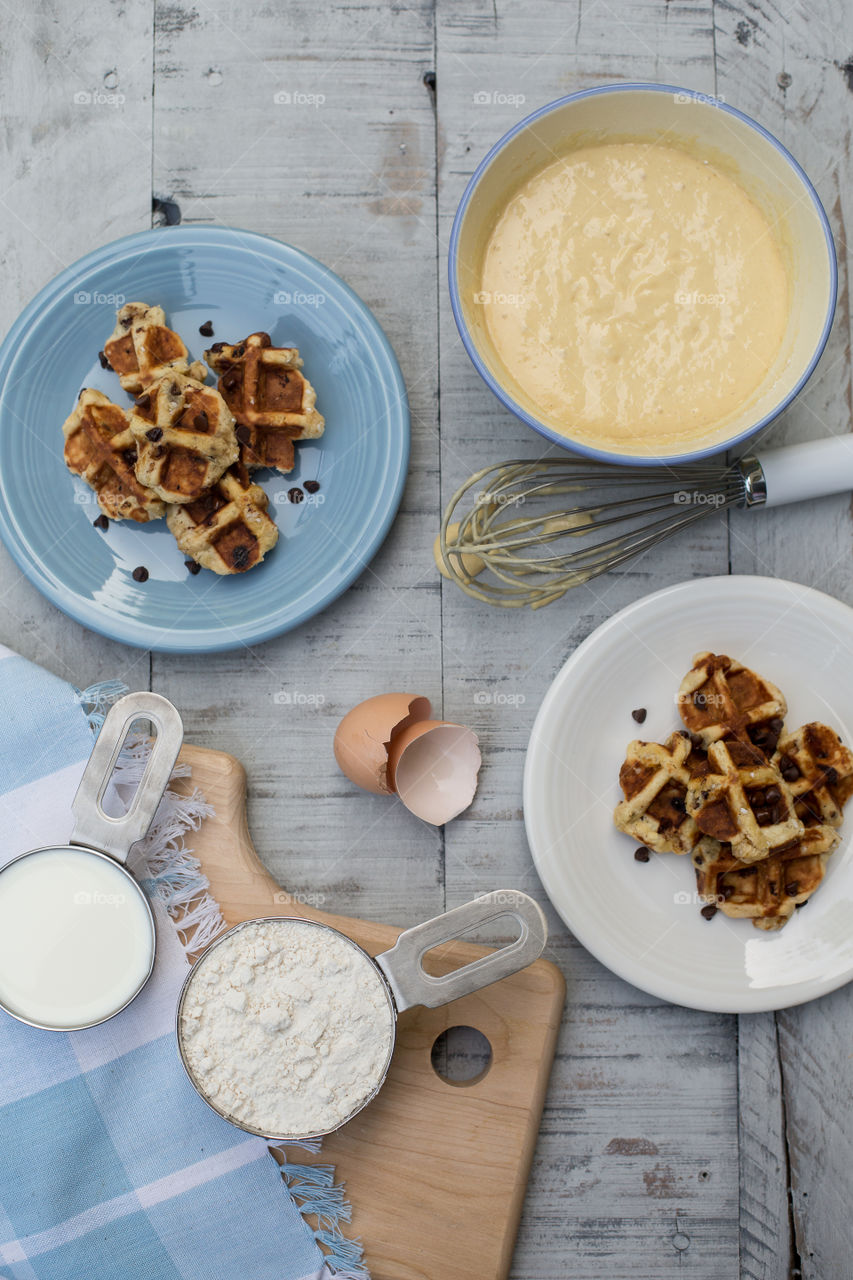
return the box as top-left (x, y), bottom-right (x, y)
top-left (0, 225), bottom-right (410, 654)
top-left (448, 81), bottom-right (838, 467)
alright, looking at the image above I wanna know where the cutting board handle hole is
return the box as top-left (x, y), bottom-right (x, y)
top-left (431, 1026), bottom-right (492, 1087)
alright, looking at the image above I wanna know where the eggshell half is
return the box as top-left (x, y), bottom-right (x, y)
top-left (388, 719), bottom-right (482, 825)
top-left (334, 693), bottom-right (432, 795)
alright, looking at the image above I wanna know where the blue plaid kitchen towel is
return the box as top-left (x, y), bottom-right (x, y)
top-left (0, 649), bottom-right (366, 1280)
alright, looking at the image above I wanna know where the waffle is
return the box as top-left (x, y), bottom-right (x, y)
top-left (614, 732), bottom-right (706, 854)
top-left (685, 736), bottom-right (803, 864)
top-left (63, 389), bottom-right (165, 523)
top-left (128, 373), bottom-right (239, 504)
top-left (103, 303), bottom-right (207, 394)
top-left (692, 825), bottom-right (839, 930)
top-left (205, 332), bottom-right (324, 471)
top-left (677, 652), bottom-right (786, 755)
top-left (774, 722), bottom-right (853, 828)
top-left (166, 464), bottom-right (278, 574)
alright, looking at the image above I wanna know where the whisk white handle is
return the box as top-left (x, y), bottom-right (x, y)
top-left (755, 436), bottom-right (853, 508)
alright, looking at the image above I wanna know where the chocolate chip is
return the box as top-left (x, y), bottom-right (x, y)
top-left (209, 341), bottom-right (226, 353)
top-left (753, 808), bottom-right (771, 826)
top-left (120, 315), bottom-right (132, 329)
top-left (795, 900), bottom-right (807, 909)
top-left (785, 881), bottom-right (799, 897)
top-left (193, 411), bottom-right (208, 431)
top-left (701, 904), bottom-right (718, 920)
top-left (694, 692), bottom-right (707, 708)
top-left (122, 449), bottom-right (137, 466)
top-left (764, 787), bottom-right (781, 805)
top-left (769, 717), bottom-right (783, 733)
top-left (751, 727), bottom-right (769, 746)
top-left (135, 391), bottom-right (151, 409)
top-left (288, 487), bottom-right (304, 504)
top-left (98, 350), bottom-right (111, 369)
top-left (184, 559), bottom-right (201, 575)
top-left (768, 880), bottom-right (777, 896)
top-left (131, 566), bottom-right (149, 583)
top-left (631, 707), bottom-right (647, 723)
top-left (169, 382), bottom-right (180, 395)
top-left (671, 797), bottom-right (686, 813)
top-left (235, 424), bottom-right (251, 445)
top-left (199, 320), bottom-right (214, 337)
top-left (826, 767), bottom-right (839, 786)
top-left (232, 545), bottom-right (249, 569)
top-left (303, 479), bottom-right (320, 494)
top-left (145, 427), bottom-right (163, 442)
top-left (780, 756), bottom-right (800, 782)
top-left (634, 847), bottom-right (650, 862)
top-left (720, 883), bottom-right (734, 900)
top-left (93, 514), bottom-right (109, 531)
top-left (223, 374), bottom-right (239, 392)
top-left (233, 344), bottom-right (245, 358)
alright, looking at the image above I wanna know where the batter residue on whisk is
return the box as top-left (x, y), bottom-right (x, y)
top-left (479, 141), bottom-right (789, 453)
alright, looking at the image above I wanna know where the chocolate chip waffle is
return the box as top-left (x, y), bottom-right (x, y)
top-left (63, 389), bottom-right (166, 523)
top-left (677, 652), bottom-right (786, 754)
top-left (205, 332), bottom-right (324, 471)
top-left (166, 465), bottom-right (278, 574)
top-left (614, 732), bottom-right (706, 854)
top-left (685, 736), bottom-right (803, 864)
top-left (774, 722), bottom-right (853, 828)
top-left (104, 303), bottom-right (206, 394)
top-left (692, 825), bottom-right (839, 930)
top-left (129, 373), bottom-right (239, 504)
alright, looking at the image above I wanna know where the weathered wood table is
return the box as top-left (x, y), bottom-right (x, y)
top-left (1, 2), bottom-right (850, 1276)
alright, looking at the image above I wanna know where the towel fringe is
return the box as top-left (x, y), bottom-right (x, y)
top-left (76, 679), bottom-right (130, 731)
top-left (77, 685), bottom-right (367, 1278)
top-left (279, 1160), bottom-right (368, 1277)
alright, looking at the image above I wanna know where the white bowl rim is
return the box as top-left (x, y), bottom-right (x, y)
top-left (448, 81), bottom-right (838, 467)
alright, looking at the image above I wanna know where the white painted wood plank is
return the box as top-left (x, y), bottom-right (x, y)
top-left (149, 0), bottom-right (443, 929)
top-left (738, 1013), bottom-right (793, 1280)
top-left (435, 3), bottom-right (740, 1276)
top-left (0, 0), bottom-right (154, 689)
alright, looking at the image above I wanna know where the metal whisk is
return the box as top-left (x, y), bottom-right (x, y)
top-left (438, 436), bottom-right (853, 608)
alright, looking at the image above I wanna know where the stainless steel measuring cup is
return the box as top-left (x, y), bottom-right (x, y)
top-left (0, 691), bottom-right (183, 1031)
top-left (176, 889), bottom-right (547, 1140)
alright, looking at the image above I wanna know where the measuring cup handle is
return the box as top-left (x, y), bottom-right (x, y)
top-left (70, 692), bottom-right (184, 863)
top-left (374, 890), bottom-right (547, 1013)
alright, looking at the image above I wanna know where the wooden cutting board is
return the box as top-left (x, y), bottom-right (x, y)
top-left (176, 744), bottom-right (565, 1280)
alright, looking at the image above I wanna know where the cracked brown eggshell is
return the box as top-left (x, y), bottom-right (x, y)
top-left (333, 693), bottom-right (432, 795)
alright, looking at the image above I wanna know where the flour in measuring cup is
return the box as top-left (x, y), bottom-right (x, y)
top-left (180, 918), bottom-right (395, 1136)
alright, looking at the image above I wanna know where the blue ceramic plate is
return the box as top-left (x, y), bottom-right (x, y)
top-left (0, 227), bottom-right (409, 652)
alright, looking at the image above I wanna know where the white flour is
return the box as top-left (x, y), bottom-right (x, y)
top-left (180, 918), bottom-right (395, 1137)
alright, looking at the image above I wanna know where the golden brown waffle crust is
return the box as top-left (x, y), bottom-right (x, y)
top-left (614, 732), bottom-right (701, 855)
top-left (128, 373), bottom-right (239, 505)
top-left (205, 332), bottom-right (325, 440)
top-left (692, 826), bottom-right (838, 929)
top-left (677, 650), bottom-right (787, 750)
top-left (166, 469), bottom-right (278, 574)
top-left (62, 388), bottom-right (166, 523)
top-left (686, 737), bottom-right (803, 864)
top-left (104, 302), bottom-right (206, 394)
top-left (773, 723), bottom-right (853, 827)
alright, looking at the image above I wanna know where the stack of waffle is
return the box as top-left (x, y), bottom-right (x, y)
top-left (614, 652), bottom-right (853, 930)
top-left (63, 304), bottom-right (325, 574)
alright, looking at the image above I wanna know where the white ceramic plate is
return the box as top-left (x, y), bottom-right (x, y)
top-left (524, 576), bottom-right (853, 1013)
